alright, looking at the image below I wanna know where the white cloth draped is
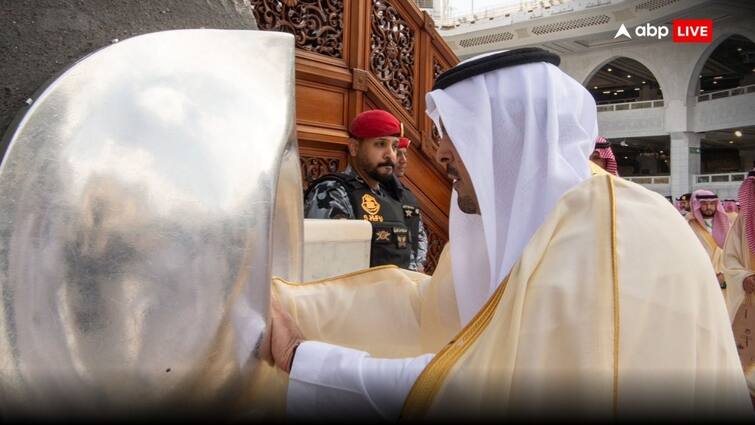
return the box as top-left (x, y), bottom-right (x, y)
top-left (426, 61), bottom-right (597, 324)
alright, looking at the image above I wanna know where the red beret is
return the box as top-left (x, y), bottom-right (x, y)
top-left (350, 110), bottom-right (403, 139)
top-left (398, 137), bottom-right (411, 149)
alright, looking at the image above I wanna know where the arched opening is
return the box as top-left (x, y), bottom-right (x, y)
top-left (696, 34), bottom-right (755, 95)
top-left (585, 57), bottom-right (662, 105)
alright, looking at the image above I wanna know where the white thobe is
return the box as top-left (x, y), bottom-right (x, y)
top-left (287, 341), bottom-right (433, 422)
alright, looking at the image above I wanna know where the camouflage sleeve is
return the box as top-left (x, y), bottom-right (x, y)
top-left (416, 218), bottom-right (428, 269)
top-left (407, 216), bottom-right (428, 272)
top-left (304, 180), bottom-right (355, 220)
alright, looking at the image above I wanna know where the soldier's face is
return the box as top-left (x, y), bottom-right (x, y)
top-left (396, 148), bottom-right (408, 177)
top-left (435, 127), bottom-right (480, 215)
top-left (699, 200), bottom-right (717, 218)
top-left (352, 137), bottom-right (398, 183)
top-left (679, 200), bottom-right (690, 211)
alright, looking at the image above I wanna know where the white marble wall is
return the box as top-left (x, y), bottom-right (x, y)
top-left (597, 107), bottom-right (666, 138)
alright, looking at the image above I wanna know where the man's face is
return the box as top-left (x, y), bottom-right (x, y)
top-left (589, 151), bottom-right (607, 170)
top-left (350, 136), bottom-right (398, 183)
top-left (396, 148), bottom-right (408, 177)
top-left (699, 200), bottom-right (718, 218)
top-left (679, 200), bottom-right (690, 212)
top-left (434, 128), bottom-right (480, 215)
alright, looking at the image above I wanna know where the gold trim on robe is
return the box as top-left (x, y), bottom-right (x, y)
top-left (401, 173), bottom-right (622, 420)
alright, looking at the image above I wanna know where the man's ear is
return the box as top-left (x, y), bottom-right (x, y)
top-left (348, 138), bottom-right (359, 157)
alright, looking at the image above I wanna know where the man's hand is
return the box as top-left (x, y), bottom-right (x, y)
top-left (260, 297), bottom-right (305, 373)
top-left (743, 275), bottom-right (755, 294)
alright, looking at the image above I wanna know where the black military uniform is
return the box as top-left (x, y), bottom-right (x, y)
top-left (304, 167), bottom-right (415, 269)
top-left (385, 175), bottom-right (425, 270)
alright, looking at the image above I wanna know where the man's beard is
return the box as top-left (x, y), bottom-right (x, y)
top-left (361, 158), bottom-right (394, 184)
top-left (457, 195), bottom-right (480, 215)
top-left (701, 210), bottom-right (716, 218)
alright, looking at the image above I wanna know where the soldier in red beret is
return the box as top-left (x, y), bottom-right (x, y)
top-left (387, 137), bottom-right (427, 272)
top-left (303, 109), bottom-right (419, 270)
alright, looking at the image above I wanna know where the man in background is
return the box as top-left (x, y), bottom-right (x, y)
top-left (676, 192), bottom-right (692, 217)
top-left (303, 110), bottom-right (417, 270)
top-left (722, 171), bottom-right (755, 404)
top-left (589, 136), bottom-right (618, 176)
top-left (388, 137), bottom-right (428, 273)
top-left (688, 189), bottom-right (732, 289)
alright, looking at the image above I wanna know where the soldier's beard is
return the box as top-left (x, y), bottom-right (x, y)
top-left (360, 158), bottom-right (394, 184)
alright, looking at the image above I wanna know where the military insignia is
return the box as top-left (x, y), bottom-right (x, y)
top-left (394, 227), bottom-right (409, 248)
top-left (361, 194), bottom-right (381, 216)
top-left (375, 230), bottom-right (391, 241)
top-left (402, 205), bottom-right (418, 218)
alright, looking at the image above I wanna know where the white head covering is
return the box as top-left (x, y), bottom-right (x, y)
top-left (426, 56), bottom-right (598, 324)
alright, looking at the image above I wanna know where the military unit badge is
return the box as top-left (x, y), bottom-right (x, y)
top-left (361, 193), bottom-right (384, 222)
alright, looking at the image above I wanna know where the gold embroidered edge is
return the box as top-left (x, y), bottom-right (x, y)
top-left (608, 174), bottom-right (620, 416)
top-left (400, 276), bottom-right (509, 420)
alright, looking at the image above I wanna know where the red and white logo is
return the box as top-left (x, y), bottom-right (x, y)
top-left (613, 20), bottom-right (713, 43)
top-left (672, 19), bottom-right (713, 43)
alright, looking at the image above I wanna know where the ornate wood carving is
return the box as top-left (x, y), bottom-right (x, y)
top-left (251, 0), bottom-right (344, 59)
top-left (370, 0), bottom-right (415, 112)
top-left (300, 155), bottom-right (342, 189)
top-left (430, 57), bottom-right (445, 148)
top-left (422, 223), bottom-right (446, 275)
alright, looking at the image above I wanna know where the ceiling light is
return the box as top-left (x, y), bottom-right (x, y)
top-left (735, 130), bottom-right (743, 137)
top-left (714, 76), bottom-right (723, 80)
top-left (738, 47), bottom-right (743, 52)
top-left (616, 89), bottom-right (624, 93)
top-left (602, 90), bottom-right (611, 94)
top-left (634, 88), bottom-right (640, 91)
top-left (729, 140), bottom-right (734, 144)
top-left (594, 86), bottom-right (598, 89)
top-left (699, 89), bottom-right (704, 92)
top-left (660, 150), bottom-right (664, 154)
top-left (614, 92), bottom-right (618, 95)
top-left (627, 74), bottom-right (631, 78)
top-left (713, 81), bottom-right (718, 85)
top-left (699, 75), bottom-right (702, 78)
top-left (642, 81), bottom-right (646, 84)
top-left (624, 156), bottom-right (628, 159)
top-left (607, 68), bottom-right (612, 72)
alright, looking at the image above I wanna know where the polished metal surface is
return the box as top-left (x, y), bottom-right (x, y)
top-left (0, 30), bottom-right (302, 416)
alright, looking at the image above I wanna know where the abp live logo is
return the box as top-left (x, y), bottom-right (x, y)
top-left (672, 19), bottom-right (713, 43)
top-left (614, 19), bottom-right (712, 43)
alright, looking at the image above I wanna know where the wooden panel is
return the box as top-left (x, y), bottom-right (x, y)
top-left (296, 82), bottom-right (348, 129)
top-left (421, 214), bottom-right (448, 275)
top-left (250, 0), bottom-right (347, 63)
top-left (299, 146), bottom-right (349, 189)
top-left (366, 0), bottom-right (423, 128)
